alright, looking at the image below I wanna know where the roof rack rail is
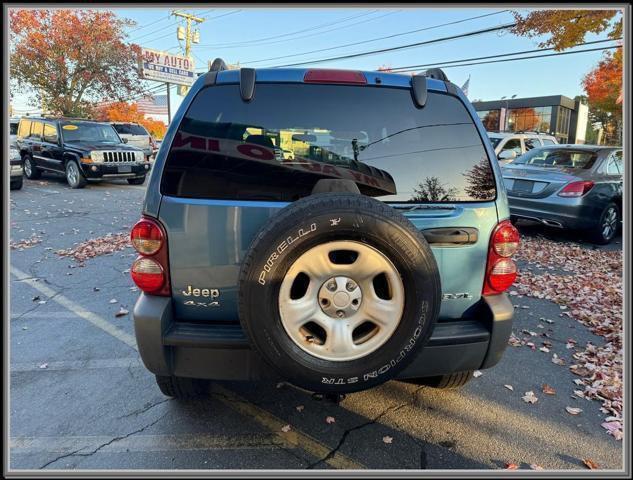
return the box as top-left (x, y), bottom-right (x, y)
top-left (423, 68), bottom-right (449, 82)
top-left (209, 58), bottom-right (228, 72)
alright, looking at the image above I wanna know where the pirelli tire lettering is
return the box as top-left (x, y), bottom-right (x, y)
top-left (258, 223), bottom-right (317, 285)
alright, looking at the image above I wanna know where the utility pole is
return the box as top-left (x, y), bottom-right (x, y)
top-left (172, 10), bottom-right (204, 96)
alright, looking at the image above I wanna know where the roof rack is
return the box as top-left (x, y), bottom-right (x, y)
top-left (209, 58), bottom-right (228, 72)
top-left (423, 68), bottom-right (449, 82)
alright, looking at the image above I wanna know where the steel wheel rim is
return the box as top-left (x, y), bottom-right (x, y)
top-left (24, 158), bottom-right (32, 177)
top-left (602, 207), bottom-right (617, 239)
top-left (278, 240), bottom-right (405, 362)
top-left (67, 163), bottom-right (78, 185)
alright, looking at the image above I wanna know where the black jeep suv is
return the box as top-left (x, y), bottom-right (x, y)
top-left (16, 117), bottom-right (151, 188)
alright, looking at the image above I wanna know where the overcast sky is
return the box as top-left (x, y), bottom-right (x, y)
top-left (10, 7), bottom-right (618, 116)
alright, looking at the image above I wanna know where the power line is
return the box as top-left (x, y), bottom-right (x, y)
top-left (240, 10), bottom-right (509, 65)
top-left (129, 10), bottom-right (238, 45)
top-left (197, 10), bottom-right (380, 48)
top-left (270, 22), bottom-right (516, 68)
top-left (393, 44), bottom-right (621, 72)
top-left (388, 38), bottom-right (621, 72)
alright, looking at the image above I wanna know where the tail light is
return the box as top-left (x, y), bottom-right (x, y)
top-left (483, 220), bottom-right (520, 295)
top-left (558, 181), bottom-right (594, 197)
top-left (304, 69), bottom-right (367, 85)
top-left (130, 216), bottom-right (171, 296)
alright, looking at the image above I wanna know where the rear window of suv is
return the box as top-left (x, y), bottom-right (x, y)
top-left (162, 83), bottom-right (496, 202)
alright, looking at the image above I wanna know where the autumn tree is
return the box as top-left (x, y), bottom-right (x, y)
top-left (582, 49), bottom-right (622, 144)
top-left (510, 10), bottom-right (622, 50)
top-left (10, 9), bottom-right (145, 117)
top-left (510, 9), bottom-right (623, 143)
top-left (94, 101), bottom-right (167, 139)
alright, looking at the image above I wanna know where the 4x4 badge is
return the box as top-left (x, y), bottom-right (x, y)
top-left (184, 300), bottom-right (220, 308)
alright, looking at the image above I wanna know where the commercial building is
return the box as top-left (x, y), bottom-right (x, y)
top-left (472, 95), bottom-right (589, 144)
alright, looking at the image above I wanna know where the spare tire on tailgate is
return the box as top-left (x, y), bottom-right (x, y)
top-left (238, 193), bottom-right (440, 393)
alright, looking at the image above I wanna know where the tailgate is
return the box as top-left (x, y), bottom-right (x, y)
top-left (159, 197), bottom-right (498, 323)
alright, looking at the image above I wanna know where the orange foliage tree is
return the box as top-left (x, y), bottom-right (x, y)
top-left (510, 9), bottom-right (623, 144)
top-left (582, 49), bottom-right (623, 144)
top-left (94, 101), bottom-right (167, 139)
top-left (10, 9), bottom-right (144, 117)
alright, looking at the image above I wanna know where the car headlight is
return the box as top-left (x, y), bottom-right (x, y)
top-left (90, 151), bottom-right (105, 163)
top-left (135, 151), bottom-right (145, 162)
top-left (10, 148), bottom-right (21, 161)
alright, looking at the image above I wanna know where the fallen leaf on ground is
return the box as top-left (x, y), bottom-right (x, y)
top-left (281, 424), bottom-right (291, 433)
top-left (55, 233), bottom-right (131, 263)
top-left (539, 346), bottom-right (550, 353)
top-left (295, 405), bottom-right (304, 412)
top-left (504, 385), bottom-right (514, 391)
top-left (565, 407), bottom-right (583, 415)
top-left (542, 384), bottom-right (556, 395)
top-left (504, 462), bottom-right (519, 470)
top-left (325, 416), bottom-right (336, 424)
top-left (583, 459), bottom-right (599, 470)
top-left (109, 299), bottom-right (118, 304)
top-left (382, 436), bottom-right (393, 444)
top-left (39, 363), bottom-right (48, 369)
top-left (522, 391), bottom-right (538, 404)
top-left (529, 464), bottom-right (543, 470)
top-left (115, 308), bottom-right (129, 317)
top-left (473, 370), bottom-right (482, 378)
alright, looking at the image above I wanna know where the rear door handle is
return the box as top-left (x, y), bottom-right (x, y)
top-left (422, 227), bottom-right (478, 246)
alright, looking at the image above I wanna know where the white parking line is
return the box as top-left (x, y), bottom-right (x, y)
top-left (9, 266), bottom-right (366, 469)
top-left (10, 267), bottom-right (137, 350)
top-left (11, 358), bottom-right (141, 372)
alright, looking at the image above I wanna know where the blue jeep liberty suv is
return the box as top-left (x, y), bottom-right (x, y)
top-left (130, 61), bottom-right (519, 398)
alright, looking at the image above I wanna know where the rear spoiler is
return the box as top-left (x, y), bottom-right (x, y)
top-left (203, 58), bottom-right (450, 108)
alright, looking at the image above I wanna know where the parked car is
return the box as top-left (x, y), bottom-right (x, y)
top-left (502, 145), bottom-right (622, 244)
top-left (16, 117), bottom-right (150, 189)
top-left (131, 64), bottom-right (519, 399)
top-left (111, 122), bottom-right (153, 160)
top-left (9, 144), bottom-right (24, 190)
top-left (488, 132), bottom-right (558, 165)
top-left (10, 117), bottom-right (21, 144)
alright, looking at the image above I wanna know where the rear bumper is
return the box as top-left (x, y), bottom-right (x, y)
top-left (508, 196), bottom-right (598, 229)
top-left (133, 293), bottom-right (513, 382)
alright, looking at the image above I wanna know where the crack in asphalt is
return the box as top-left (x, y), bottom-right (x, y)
top-left (39, 411), bottom-right (169, 469)
top-left (11, 289), bottom-right (65, 321)
top-left (117, 398), bottom-right (172, 420)
top-left (306, 386), bottom-right (426, 469)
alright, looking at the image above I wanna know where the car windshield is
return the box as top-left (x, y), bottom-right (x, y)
top-left (113, 123), bottom-right (148, 135)
top-left (488, 137), bottom-right (502, 148)
top-left (512, 148), bottom-right (597, 169)
top-left (61, 122), bottom-right (121, 143)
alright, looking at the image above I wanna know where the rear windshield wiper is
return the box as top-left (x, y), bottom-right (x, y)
top-left (391, 204), bottom-right (457, 212)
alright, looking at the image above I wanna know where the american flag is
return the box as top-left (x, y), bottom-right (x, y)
top-left (137, 95), bottom-right (168, 115)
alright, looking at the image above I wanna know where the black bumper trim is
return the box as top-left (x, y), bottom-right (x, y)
top-left (163, 318), bottom-right (491, 349)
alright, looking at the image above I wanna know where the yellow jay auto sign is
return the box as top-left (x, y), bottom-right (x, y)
top-left (140, 48), bottom-right (195, 86)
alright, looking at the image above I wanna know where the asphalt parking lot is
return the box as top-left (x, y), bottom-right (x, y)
top-left (9, 174), bottom-right (623, 471)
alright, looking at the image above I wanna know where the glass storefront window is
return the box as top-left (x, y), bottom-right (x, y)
top-left (476, 109), bottom-right (500, 131)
